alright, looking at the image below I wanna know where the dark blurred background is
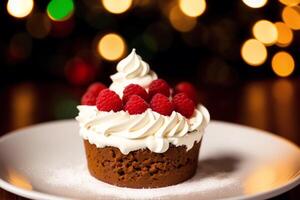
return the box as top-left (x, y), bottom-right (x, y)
top-left (1, 0), bottom-right (299, 87)
top-left (1, 0), bottom-right (300, 199)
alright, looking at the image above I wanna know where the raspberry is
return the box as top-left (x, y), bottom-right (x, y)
top-left (81, 91), bottom-right (97, 105)
top-left (124, 95), bottom-right (149, 115)
top-left (96, 89), bottom-right (122, 112)
top-left (87, 82), bottom-right (107, 94)
top-left (122, 84), bottom-right (149, 103)
top-left (148, 79), bottom-right (170, 98)
top-left (172, 93), bottom-right (195, 118)
top-left (150, 93), bottom-right (174, 116)
top-left (175, 82), bottom-right (197, 104)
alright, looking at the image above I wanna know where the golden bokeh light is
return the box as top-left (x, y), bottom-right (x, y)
top-left (244, 161), bottom-right (297, 195)
top-left (26, 13), bottom-right (51, 39)
top-left (11, 84), bottom-right (36, 128)
top-left (242, 0), bottom-right (268, 8)
top-left (169, 5), bottom-right (197, 32)
top-left (272, 51), bottom-right (295, 77)
top-left (179, 0), bottom-right (206, 17)
top-left (252, 20), bottom-right (278, 46)
top-left (275, 22), bottom-right (293, 47)
top-left (242, 83), bottom-right (268, 129)
top-left (241, 39), bottom-right (267, 66)
top-left (7, 0), bottom-right (34, 18)
top-left (282, 6), bottom-right (300, 30)
top-left (102, 0), bottom-right (132, 14)
top-left (279, 0), bottom-right (300, 6)
top-left (7, 169), bottom-right (33, 190)
top-left (97, 33), bottom-right (126, 61)
top-left (272, 80), bottom-right (296, 138)
top-left (272, 80), bottom-right (293, 103)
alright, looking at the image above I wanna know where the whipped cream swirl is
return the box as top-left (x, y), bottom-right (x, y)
top-left (77, 49), bottom-right (210, 154)
top-left (109, 49), bottom-right (157, 97)
top-left (76, 105), bottom-right (209, 154)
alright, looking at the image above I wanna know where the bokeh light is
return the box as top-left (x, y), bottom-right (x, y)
top-left (97, 33), bottom-right (126, 61)
top-left (11, 84), bottom-right (36, 129)
top-left (142, 34), bottom-right (158, 53)
top-left (50, 19), bottom-right (75, 37)
top-left (179, 0), bottom-right (206, 17)
top-left (7, 169), bottom-right (32, 190)
top-left (242, 83), bottom-right (268, 129)
top-left (241, 39), bottom-right (267, 66)
top-left (272, 79), bottom-right (296, 138)
top-left (135, 0), bottom-right (153, 7)
top-left (9, 33), bottom-right (32, 61)
top-left (26, 13), bottom-right (51, 39)
top-left (252, 20), bottom-right (278, 46)
top-left (169, 5), bottom-right (197, 32)
top-left (53, 95), bottom-right (78, 119)
top-left (200, 57), bottom-right (237, 86)
top-left (242, 0), bottom-right (268, 8)
top-left (275, 22), bottom-right (293, 47)
top-left (65, 57), bottom-right (97, 85)
top-left (102, 0), bottom-right (132, 14)
top-left (279, 0), bottom-right (300, 6)
top-left (272, 79), bottom-right (294, 104)
top-left (271, 51), bottom-right (295, 77)
top-left (47, 0), bottom-right (74, 21)
top-left (282, 6), bottom-right (300, 30)
top-left (244, 163), bottom-right (296, 195)
top-left (144, 22), bottom-right (173, 51)
top-left (7, 0), bottom-right (34, 18)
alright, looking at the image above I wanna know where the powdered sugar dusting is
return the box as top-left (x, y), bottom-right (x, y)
top-left (40, 161), bottom-right (240, 200)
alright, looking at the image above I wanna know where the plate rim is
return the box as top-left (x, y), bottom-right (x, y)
top-left (0, 119), bottom-right (299, 200)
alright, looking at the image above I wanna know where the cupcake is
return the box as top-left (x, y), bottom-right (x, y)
top-left (76, 49), bottom-right (210, 188)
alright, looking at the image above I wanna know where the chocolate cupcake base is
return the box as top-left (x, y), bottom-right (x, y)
top-left (84, 140), bottom-right (201, 188)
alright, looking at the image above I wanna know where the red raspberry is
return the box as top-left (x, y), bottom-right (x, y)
top-left (124, 95), bottom-right (149, 115)
top-left (81, 91), bottom-right (97, 105)
top-left (122, 84), bottom-right (149, 104)
top-left (172, 93), bottom-right (195, 118)
top-left (175, 82), bottom-right (198, 104)
top-left (87, 82), bottom-right (107, 94)
top-left (96, 89), bottom-right (122, 112)
top-left (148, 79), bottom-right (170, 98)
top-left (150, 93), bottom-right (174, 116)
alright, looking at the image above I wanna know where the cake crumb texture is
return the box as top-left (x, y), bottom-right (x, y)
top-left (84, 140), bottom-right (201, 188)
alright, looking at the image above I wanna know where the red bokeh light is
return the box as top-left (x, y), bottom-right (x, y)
top-left (65, 57), bottom-right (97, 86)
top-left (50, 17), bottom-right (75, 38)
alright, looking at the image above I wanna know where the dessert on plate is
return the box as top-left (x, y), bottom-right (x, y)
top-left (76, 49), bottom-right (210, 188)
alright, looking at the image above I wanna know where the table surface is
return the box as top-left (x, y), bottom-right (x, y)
top-left (0, 79), bottom-right (299, 200)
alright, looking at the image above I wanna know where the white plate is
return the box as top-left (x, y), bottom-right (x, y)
top-left (0, 120), bottom-right (299, 200)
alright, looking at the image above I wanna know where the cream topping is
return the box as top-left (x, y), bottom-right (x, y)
top-left (77, 49), bottom-right (210, 154)
top-left (76, 105), bottom-right (209, 154)
top-left (109, 49), bottom-right (157, 97)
